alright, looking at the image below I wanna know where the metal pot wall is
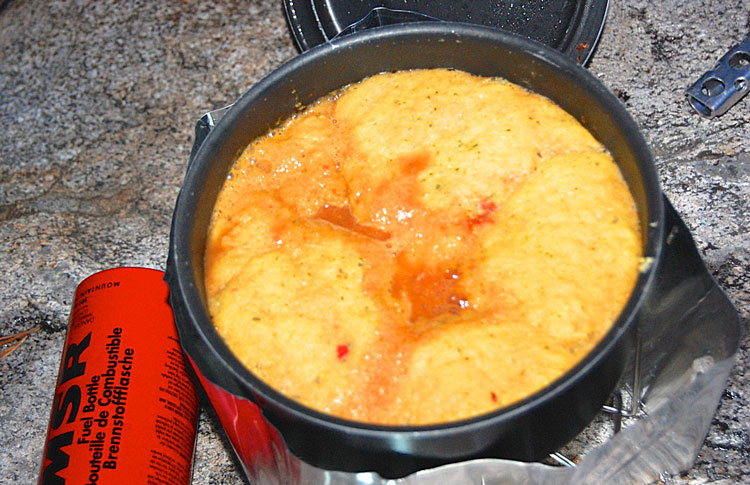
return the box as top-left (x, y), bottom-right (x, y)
top-left (166, 22), bottom-right (664, 479)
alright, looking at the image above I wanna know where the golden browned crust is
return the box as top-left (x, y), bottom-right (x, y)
top-left (204, 69), bottom-right (642, 425)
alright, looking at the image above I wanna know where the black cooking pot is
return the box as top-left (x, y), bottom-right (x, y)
top-left (166, 22), bottom-right (664, 479)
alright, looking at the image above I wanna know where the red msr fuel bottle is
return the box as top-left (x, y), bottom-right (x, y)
top-left (39, 268), bottom-right (199, 484)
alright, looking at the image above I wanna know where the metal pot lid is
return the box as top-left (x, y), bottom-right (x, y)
top-left (283, 0), bottom-right (609, 65)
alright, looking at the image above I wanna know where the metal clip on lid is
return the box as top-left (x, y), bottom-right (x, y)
top-left (686, 34), bottom-right (750, 118)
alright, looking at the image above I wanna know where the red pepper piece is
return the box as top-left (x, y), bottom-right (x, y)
top-left (337, 344), bottom-right (349, 360)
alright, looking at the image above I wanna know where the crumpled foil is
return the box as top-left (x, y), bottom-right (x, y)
top-left (289, 358), bottom-right (734, 485)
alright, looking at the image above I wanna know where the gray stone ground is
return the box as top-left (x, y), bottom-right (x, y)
top-left (0, 0), bottom-right (747, 483)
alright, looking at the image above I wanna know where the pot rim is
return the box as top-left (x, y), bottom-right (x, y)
top-left (169, 21), bottom-right (664, 440)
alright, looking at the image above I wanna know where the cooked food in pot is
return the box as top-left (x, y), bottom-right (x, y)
top-left (203, 68), bottom-right (642, 425)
